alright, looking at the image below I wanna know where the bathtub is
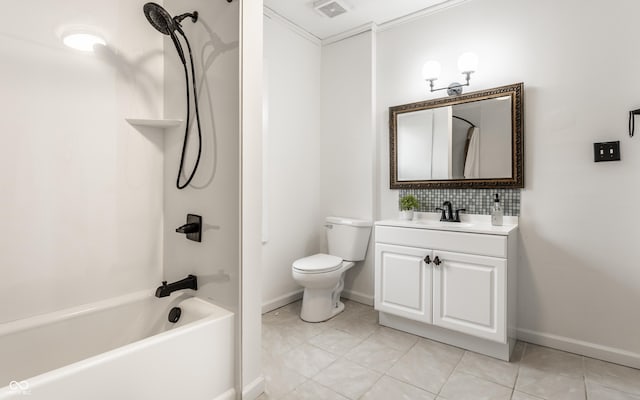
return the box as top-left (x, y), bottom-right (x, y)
top-left (0, 291), bottom-right (235, 400)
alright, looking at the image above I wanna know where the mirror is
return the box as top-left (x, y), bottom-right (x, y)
top-left (390, 83), bottom-right (523, 189)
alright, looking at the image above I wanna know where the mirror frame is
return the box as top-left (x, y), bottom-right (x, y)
top-left (389, 82), bottom-right (524, 189)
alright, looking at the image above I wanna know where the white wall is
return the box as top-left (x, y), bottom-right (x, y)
top-left (377, 0), bottom-right (640, 364)
top-left (162, 0), bottom-right (240, 312)
top-left (0, 0), bottom-right (164, 324)
top-left (261, 14), bottom-right (323, 310)
top-left (320, 31), bottom-right (376, 304)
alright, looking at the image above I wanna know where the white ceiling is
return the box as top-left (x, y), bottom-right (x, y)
top-left (264, 0), bottom-right (453, 40)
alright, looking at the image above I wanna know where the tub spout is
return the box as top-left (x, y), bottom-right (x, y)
top-left (155, 275), bottom-right (198, 298)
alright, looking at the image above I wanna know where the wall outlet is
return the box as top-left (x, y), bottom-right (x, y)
top-left (593, 141), bottom-right (620, 162)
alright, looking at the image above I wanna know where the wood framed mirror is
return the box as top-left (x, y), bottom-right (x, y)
top-left (389, 82), bottom-right (523, 189)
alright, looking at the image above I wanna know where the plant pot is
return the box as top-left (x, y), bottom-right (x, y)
top-left (399, 210), bottom-right (414, 221)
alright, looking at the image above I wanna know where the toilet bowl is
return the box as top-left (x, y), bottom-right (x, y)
top-left (291, 217), bottom-right (372, 322)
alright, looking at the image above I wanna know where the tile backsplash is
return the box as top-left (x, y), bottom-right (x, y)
top-left (399, 188), bottom-right (521, 216)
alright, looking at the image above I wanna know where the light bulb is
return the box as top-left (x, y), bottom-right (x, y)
top-left (422, 60), bottom-right (441, 81)
top-left (458, 52), bottom-right (479, 73)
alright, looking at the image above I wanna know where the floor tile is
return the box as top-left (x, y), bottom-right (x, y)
top-left (307, 328), bottom-right (363, 356)
top-left (328, 314), bottom-right (380, 339)
top-left (344, 336), bottom-right (405, 373)
top-left (261, 302), bottom-right (640, 400)
top-left (361, 375), bottom-right (435, 400)
top-left (313, 358), bottom-right (381, 400)
top-left (511, 341), bottom-right (526, 363)
top-left (387, 338), bottom-right (463, 394)
top-left (586, 381), bottom-right (640, 400)
top-left (280, 300), bottom-right (302, 315)
top-left (511, 391), bottom-right (544, 400)
top-left (456, 350), bottom-right (519, 388)
top-left (519, 344), bottom-right (584, 378)
top-left (262, 323), bottom-right (303, 356)
top-left (584, 357), bottom-right (640, 396)
top-left (515, 365), bottom-right (586, 400)
top-left (439, 371), bottom-right (512, 400)
top-left (280, 380), bottom-right (349, 400)
top-left (262, 362), bottom-right (307, 400)
top-left (340, 299), bottom-right (375, 318)
top-left (367, 326), bottom-right (419, 352)
top-left (281, 343), bottom-right (337, 378)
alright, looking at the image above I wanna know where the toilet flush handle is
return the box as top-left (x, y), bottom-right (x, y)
top-left (324, 224), bottom-right (333, 229)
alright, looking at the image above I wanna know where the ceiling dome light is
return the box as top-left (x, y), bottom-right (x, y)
top-left (62, 32), bottom-right (106, 52)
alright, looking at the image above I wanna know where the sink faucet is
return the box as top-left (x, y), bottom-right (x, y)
top-left (155, 275), bottom-right (198, 298)
top-left (435, 201), bottom-right (466, 222)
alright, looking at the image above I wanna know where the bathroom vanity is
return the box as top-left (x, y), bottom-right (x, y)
top-left (374, 216), bottom-right (518, 361)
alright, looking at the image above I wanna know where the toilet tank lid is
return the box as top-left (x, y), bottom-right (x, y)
top-left (325, 216), bottom-right (372, 227)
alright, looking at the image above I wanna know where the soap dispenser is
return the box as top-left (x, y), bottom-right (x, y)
top-left (491, 193), bottom-right (503, 226)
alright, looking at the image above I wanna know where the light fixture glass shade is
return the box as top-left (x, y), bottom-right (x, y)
top-left (62, 33), bottom-right (106, 52)
top-left (422, 60), bottom-right (441, 80)
top-left (457, 52), bottom-right (479, 73)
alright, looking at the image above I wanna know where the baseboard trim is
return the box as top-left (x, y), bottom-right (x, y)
top-left (341, 289), bottom-right (374, 306)
top-left (242, 376), bottom-right (265, 400)
top-left (212, 389), bottom-right (235, 400)
top-left (517, 328), bottom-right (640, 369)
top-left (262, 290), bottom-right (303, 314)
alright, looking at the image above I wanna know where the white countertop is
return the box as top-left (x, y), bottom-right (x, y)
top-left (376, 212), bottom-right (518, 236)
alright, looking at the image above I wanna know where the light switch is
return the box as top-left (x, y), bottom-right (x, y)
top-left (593, 141), bottom-right (620, 162)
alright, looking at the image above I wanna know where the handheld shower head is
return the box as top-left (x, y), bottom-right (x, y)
top-left (143, 2), bottom-right (175, 35)
top-left (143, 2), bottom-right (204, 190)
top-left (143, 2), bottom-right (197, 65)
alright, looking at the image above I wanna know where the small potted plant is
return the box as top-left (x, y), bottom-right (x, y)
top-left (399, 194), bottom-right (420, 220)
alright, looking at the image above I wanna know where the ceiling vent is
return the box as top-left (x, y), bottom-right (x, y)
top-left (313, 0), bottom-right (349, 18)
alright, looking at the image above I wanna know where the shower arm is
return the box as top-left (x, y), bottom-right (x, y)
top-left (174, 12), bottom-right (198, 25)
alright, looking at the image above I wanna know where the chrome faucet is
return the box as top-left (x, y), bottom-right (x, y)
top-left (435, 201), bottom-right (466, 222)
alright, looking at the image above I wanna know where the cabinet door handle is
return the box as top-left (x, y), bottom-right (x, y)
top-left (433, 256), bottom-right (442, 266)
top-left (424, 255), bottom-right (431, 264)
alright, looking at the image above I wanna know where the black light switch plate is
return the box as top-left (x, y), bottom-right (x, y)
top-left (593, 141), bottom-right (620, 162)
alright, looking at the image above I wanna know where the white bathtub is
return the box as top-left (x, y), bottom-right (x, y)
top-left (0, 291), bottom-right (235, 400)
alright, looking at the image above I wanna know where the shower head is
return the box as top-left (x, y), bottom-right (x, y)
top-left (143, 2), bottom-right (175, 35)
top-left (143, 2), bottom-right (198, 65)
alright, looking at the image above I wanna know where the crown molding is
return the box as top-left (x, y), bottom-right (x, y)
top-left (263, 6), bottom-right (321, 46)
top-left (377, 0), bottom-right (473, 33)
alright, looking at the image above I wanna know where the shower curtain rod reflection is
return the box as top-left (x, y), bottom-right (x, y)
top-left (453, 115), bottom-right (476, 128)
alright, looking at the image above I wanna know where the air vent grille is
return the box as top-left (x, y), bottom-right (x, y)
top-left (313, 0), bottom-right (349, 18)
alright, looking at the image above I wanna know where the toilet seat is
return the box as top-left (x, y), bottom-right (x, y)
top-left (292, 254), bottom-right (342, 274)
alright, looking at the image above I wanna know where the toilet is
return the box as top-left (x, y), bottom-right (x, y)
top-left (292, 217), bottom-right (372, 322)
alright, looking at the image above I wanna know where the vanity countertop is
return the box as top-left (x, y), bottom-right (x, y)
top-left (376, 213), bottom-right (518, 236)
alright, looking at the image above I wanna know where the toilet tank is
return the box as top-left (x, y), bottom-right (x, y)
top-left (325, 217), bottom-right (372, 261)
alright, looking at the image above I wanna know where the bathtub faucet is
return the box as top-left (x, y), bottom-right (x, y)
top-left (155, 275), bottom-right (198, 298)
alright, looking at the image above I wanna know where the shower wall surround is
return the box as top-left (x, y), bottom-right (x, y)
top-left (399, 188), bottom-right (521, 216)
top-left (162, 0), bottom-right (240, 312)
top-left (0, 0), bottom-right (164, 324)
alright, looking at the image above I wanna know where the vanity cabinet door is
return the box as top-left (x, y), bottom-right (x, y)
top-left (375, 243), bottom-right (433, 323)
top-left (432, 251), bottom-right (506, 343)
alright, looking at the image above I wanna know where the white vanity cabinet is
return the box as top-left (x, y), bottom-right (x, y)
top-left (374, 219), bottom-right (518, 361)
top-left (375, 243), bottom-right (433, 323)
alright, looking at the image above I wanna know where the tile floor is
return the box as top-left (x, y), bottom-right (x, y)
top-left (259, 299), bottom-right (640, 400)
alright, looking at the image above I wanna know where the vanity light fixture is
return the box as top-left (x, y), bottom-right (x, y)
top-left (423, 52), bottom-right (479, 96)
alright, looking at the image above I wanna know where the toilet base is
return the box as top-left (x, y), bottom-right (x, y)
top-left (300, 289), bottom-right (345, 323)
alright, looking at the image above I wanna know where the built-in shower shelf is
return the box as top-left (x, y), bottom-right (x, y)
top-left (126, 118), bottom-right (183, 128)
